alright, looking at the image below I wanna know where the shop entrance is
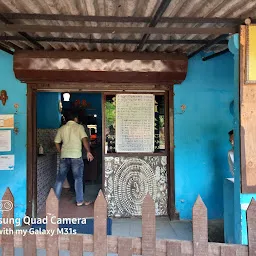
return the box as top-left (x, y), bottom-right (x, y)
top-left (27, 84), bottom-right (174, 220)
top-left (36, 91), bottom-right (102, 218)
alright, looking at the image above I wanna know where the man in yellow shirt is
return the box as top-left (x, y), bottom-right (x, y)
top-left (54, 111), bottom-right (94, 206)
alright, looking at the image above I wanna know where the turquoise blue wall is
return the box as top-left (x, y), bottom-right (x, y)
top-left (37, 92), bottom-right (61, 128)
top-left (174, 53), bottom-right (235, 219)
top-left (0, 51), bottom-right (27, 220)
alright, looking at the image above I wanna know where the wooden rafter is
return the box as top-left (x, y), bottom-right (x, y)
top-left (0, 42), bottom-right (13, 54)
top-left (0, 14), bottom-right (44, 49)
top-left (137, 0), bottom-right (173, 50)
top-left (1, 13), bottom-right (254, 25)
top-left (0, 35), bottom-right (228, 45)
top-left (0, 24), bottom-right (238, 34)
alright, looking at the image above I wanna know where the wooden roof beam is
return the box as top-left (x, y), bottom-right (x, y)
top-left (0, 42), bottom-right (13, 55)
top-left (188, 34), bottom-right (230, 59)
top-left (0, 14), bottom-right (44, 49)
top-left (0, 35), bottom-right (228, 45)
top-left (202, 48), bottom-right (229, 61)
top-left (1, 13), bottom-right (254, 25)
top-left (0, 24), bottom-right (238, 35)
top-left (137, 0), bottom-right (173, 51)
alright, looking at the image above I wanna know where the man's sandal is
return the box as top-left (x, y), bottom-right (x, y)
top-left (76, 201), bottom-right (84, 206)
top-left (84, 201), bottom-right (93, 206)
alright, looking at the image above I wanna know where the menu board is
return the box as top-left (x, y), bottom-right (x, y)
top-left (116, 94), bottom-right (155, 153)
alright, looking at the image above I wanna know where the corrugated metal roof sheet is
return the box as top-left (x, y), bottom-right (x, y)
top-left (0, 0), bottom-right (255, 54)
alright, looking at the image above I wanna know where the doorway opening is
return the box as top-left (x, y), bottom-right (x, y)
top-left (36, 91), bottom-right (102, 218)
top-left (27, 84), bottom-right (175, 222)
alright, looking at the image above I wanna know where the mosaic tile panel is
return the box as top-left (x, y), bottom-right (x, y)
top-left (104, 156), bottom-right (168, 217)
top-left (37, 154), bottom-right (57, 213)
top-left (37, 129), bottom-right (58, 153)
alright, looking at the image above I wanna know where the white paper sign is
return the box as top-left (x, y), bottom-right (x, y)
top-left (0, 130), bottom-right (11, 151)
top-left (0, 115), bottom-right (14, 129)
top-left (116, 94), bottom-right (155, 153)
top-left (0, 155), bottom-right (14, 170)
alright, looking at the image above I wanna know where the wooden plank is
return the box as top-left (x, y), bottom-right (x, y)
top-left (166, 241), bottom-right (181, 256)
top-left (26, 86), bottom-right (33, 217)
top-left (202, 48), bottom-right (229, 61)
top-left (2, 13), bottom-right (246, 24)
top-left (26, 86), bottom-right (37, 217)
top-left (102, 93), bottom-right (106, 193)
top-left (0, 35), bottom-right (228, 45)
top-left (0, 42), bottom-right (13, 54)
top-left (2, 188), bottom-right (14, 256)
top-left (240, 25), bottom-right (247, 193)
top-left (32, 88), bottom-right (37, 216)
top-left (192, 195), bottom-right (208, 256)
top-left (167, 88), bottom-right (177, 219)
top-left (24, 233), bottom-right (36, 256)
top-left (240, 25), bottom-right (256, 193)
top-left (118, 237), bottom-right (133, 256)
top-left (94, 190), bottom-right (107, 256)
top-left (142, 194), bottom-right (156, 256)
top-left (70, 235), bottom-right (83, 256)
top-left (0, 24), bottom-right (238, 34)
top-left (46, 188), bottom-right (59, 256)
top-left (14, 50), bottom-right (187, 60)
top-left (35, 83), bottom-right (170, 92)
top-left (247, 198), bottom-right (256, 256)
top-left (188, 34), bottom-right (229, 59)
top-left (0, 13), bottom-right (43, 49)
top-left (136, 0), bottom-right (171, 51)
top-left (221, 245), bottom-right (238, 255)
top-left (14, 67), bottom-right (187, 85)
top-left (1, 40), bottom-right (23, 50)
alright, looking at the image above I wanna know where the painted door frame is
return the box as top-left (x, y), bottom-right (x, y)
top-left (26, 83), bottom-right (176, 219)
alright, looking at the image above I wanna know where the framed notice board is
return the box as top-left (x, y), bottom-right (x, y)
top-left (115, 94), bottom-right (155, 153)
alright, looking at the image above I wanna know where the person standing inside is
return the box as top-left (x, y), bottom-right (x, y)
top-left (228, 130), bottom-right (234, 177)
top-left (54, 110), bottom-right (94, 206)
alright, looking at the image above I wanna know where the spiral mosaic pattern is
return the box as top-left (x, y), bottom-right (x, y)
top-left (114, 158), bottom-right (157, 215)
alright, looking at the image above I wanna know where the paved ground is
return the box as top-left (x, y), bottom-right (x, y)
top-left (112, 217), bottom-right (192, 240)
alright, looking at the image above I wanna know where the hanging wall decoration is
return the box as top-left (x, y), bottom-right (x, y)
top-left (0, 90), bottom-right (8, 106)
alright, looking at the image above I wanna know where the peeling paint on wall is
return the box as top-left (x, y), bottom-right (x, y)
top-left (181, 104), bottom-right (186, 112)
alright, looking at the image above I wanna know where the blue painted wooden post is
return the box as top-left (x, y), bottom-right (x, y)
top-left (228, 34), bottom-right (242, 244)
top-left (229, 30), bottom-right (256, 245)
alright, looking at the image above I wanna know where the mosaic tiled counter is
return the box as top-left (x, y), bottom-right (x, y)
top-left (104, 156), bottom-right (168, 217)
top-left (37, 153), bottom-right (58, 213)
top-left (37, 129), bottom-right (58, 153)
